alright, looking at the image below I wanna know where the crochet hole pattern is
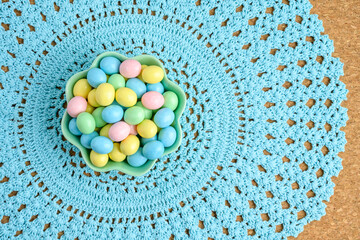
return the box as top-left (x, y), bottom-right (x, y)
top-left (0, 0), bottom-right (347, 239)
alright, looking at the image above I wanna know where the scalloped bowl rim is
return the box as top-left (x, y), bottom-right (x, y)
top-left (61, 52), bottom-right (186, 176)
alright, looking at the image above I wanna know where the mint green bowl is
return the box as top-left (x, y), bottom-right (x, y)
top-left (61, 52), bottom-right (186, 176)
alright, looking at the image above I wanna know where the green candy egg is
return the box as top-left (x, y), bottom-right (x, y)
top-left (108, 74), bottom-right (125, 90)
top-left (124, 106), bottom-right (144, 125)
top-left (135, 102), bottom-right (153, 119)
top-left (76, 112), bottom-right (96, 134)
top-left (163, 91), bottom-right (178, 111)
top-left (92, 107), bottom-right (106, 128)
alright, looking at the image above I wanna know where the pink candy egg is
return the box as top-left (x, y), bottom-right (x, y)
top-left (119, 59), bottom-right (141, 78)
top-left (129, 125), bottom-right (138, 135)
top-left (108, 121), bottom-right (130, 141)
top-left (141, 91), bottom-right (164, 110)
top-left (67, 96), bottom-right (87, 117)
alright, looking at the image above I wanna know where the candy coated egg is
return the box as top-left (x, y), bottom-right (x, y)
top-left (90, 150), bottom-right (108, 167)
top-left (154, 108), bottom-right (175, 128)
top-left (87, 89), bottom-right (100, 107)
top-left (95, 83), bottom-right (115, 106)
top-left (109, 143), bottom-right (126, 162)
top-left (127, 148), bottom-right (147, 167)
top-left (108, 121), bottom-right (130, 142)
top-left (87, 68), bottom-right (107, 88)
top-left (68, 118), bottom-right (82, 136)
top-left (91, 107), bottom-right (107, 128)
top-left (120, 135), bottom-right (140, 156)
top-left (99, 124), bottom-right (113, 139)
top-left (76, 112), bottom-right (96, 134)
top-left (142, 141), bottom-right (164, 160)
top-left (80, 131), bottom-right (99, 149)
top-left (147, 82), bottom-right (164, 94)
top-left (137, 120), bottom-right (157, 138)
top-left (134, 102), bottom-right (153, 119)
top-left (73, 79), bottom-right (92, 98)
top-left (67, 96), bottom-right (87, 117)
top-left (101, 105), bottom-right (124, 123)
top-left (100, 56), bottom-right (121, 75)
top-left (140, 135), bottom-right (157, 145)
top-left (141, 91), bottom-right (164, 110)
top-left (124, 106), bottom-right (145, 125)
top-left (163, 91), bottom-right (179, 111)
top-left (141, 65), bottom-right (164, 84)
top-left (129, 125), bottom-right (138, 135)
top-left (91, 136), bottom-right (113, 154)
top-left (137, 65), bottom-right (147, 81)
top-left (126, 78), bottom-right (146, 98)
top-left (158, 126), bottom-right (177, 147)
top-left (108, 74), bottom-right (126, 90)
top-left (119, 59), bottom-right (141, 78)
top-left (115, 87), bottom-right (137, 107)
top-left (85, 103), bottom-right (95, 114)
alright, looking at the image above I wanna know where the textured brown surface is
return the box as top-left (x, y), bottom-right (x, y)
top-left (290, 1), bottom-right (360, 239)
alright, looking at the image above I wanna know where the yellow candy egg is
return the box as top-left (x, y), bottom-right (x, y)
top-left (88, 89), bottom-right (100, 107)
top-left (96, 83), bottom-right (115, 106)
top-left (85, 103), bottom-right (95, 114)
top-left (120, 135), bottom-right (140, 155)
top-left (137, 119), bottom-right (157, 138)
top-left (109, 143), bottom-right (126, 162)
top-left (73, 78), bottom-right (92, 98)
top-left (115, 87), bottom-right (137, 107)
top-left (141, 66), bottom-right (164, 84)
top-left (90, 150), bottom-right (108, 167)
top-left (100, 124), bottom-right (113, 139)
top-left (137, 65), bottom-right (148, 81)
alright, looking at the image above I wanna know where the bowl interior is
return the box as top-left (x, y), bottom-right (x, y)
top-left (61, 52), bottom-right (186, 176)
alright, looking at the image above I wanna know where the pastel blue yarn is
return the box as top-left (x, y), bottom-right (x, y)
top-left (0, 0), bottom-right (347, 239)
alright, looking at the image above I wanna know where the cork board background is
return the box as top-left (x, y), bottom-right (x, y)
top-left (289, 1), bottom-right (360, 239)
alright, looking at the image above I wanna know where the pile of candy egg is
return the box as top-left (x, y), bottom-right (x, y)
top-left (66, 56), bottom-right (179, 168)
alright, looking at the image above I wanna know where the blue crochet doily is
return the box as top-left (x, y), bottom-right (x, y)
top-left (0, 0), bottom-right (347, 239)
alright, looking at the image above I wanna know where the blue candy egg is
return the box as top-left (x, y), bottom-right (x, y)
top-left (101, 105), bottom-right (124, 123)
top-left (80, 131), bottom-right (99, 149)
top-left (69, 118), bottom-right (82, 136)
top-left (87, 68), bottom-right (107, 88)
top-left (100, 56), bottom-right (121, 75)
top-left (140, 135), bottom-right (157, 146)
top-left (142, 141), bottom-right (164, 160)
top-left (90, 136), bottom-right (113, 154)
top-left (154, 108), bottom-right (175, 128)
top-left (126, 78), bottom-right (146, 98)
top-left (146, 82), bottom-right (164, 94)
top-left (127, 148), bottom-right (148, 167)
top-left (158, 126), bottom-right (177, 147)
